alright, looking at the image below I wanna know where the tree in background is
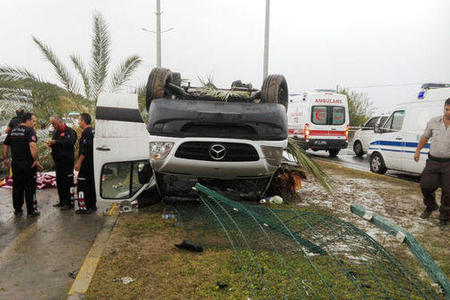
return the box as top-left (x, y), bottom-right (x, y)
top-left (0, 12), bottom-right (142, 113)
top-left (338, 88), bottom-right (375, 127)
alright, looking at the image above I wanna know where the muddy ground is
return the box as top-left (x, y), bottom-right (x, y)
top-left (86, 160), bottom-right (449, 299)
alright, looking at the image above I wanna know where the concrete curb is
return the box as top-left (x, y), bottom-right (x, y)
top-left (67, 203), bottom-right (119, 300)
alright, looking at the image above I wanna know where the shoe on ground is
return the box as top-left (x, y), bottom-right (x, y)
top-left (75, 209), bottom-right (91, 215)
top-left (90, 206), bottom-right (97, 211)
top-left (440, 220), bottom-right (448, 230)
top-left (420, 205), bottom-right (439, 219)
top-left (14, 210), bottom-right (23, 216)
top-left (27, 211), bottom-right (40, 218)
top-left (53, 203), bottom-right (64, 207)
top-left (60, 205), bottom-right (73, 211)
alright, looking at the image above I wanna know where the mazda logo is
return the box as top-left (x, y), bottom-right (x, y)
top-left (209, 144), bottom-right (227, 160)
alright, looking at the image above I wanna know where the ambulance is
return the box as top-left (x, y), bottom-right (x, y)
top-left (287, 90), bottom-right (350, 157)
top-left (368, 84), bottom-right (450, 175)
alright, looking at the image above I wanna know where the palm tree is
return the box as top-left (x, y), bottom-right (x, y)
top-left (0, 12), bottom-right (142, 111)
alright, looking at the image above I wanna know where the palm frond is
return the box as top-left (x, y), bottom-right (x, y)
top-left (70, 55), bottom-right (91, 99)
top-left (286, 138), bottom-right (334, 193)
top-left (110, 55), bottom-right (142, 92)
top-left (0, 65), bottom-right (41, 82)
top-left (90, 12), bottom-right (111, 101)
top-left (32, 36), bottom-right (79, 94)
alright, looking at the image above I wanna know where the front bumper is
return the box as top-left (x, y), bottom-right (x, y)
top-left (149, 136), bottom-right (287, 179)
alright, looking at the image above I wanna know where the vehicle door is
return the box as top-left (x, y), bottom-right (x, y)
top-left (94, 92), bottom-right (151, 202)
top-left (287, 96), bottom-right (306, 137)
top-left (359, 117), bottom-right (379, 152)
top-left (376, 110), bottom-right (406, 170)
top-left (329, 105), bottom-right (347, 142)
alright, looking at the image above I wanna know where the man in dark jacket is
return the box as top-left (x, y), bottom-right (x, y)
top-left (74, 113), bottom-right (96, 214)
top-left (5, 107), bottom-right (24, 135)
top-left (2, 112), bottom-right (42, 217)
top-left (47, 115), bottom-right (77, 210)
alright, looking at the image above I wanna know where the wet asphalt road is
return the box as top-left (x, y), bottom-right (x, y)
top-left (308, 144), bottom-right (421, 183)
top-left (0, 187), bottom-right (110, 300)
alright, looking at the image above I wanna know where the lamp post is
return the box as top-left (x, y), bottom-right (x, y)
top-left (142, 0), bottom-right (174, 67)
top-left (263, 0), bottom-right (270, 81)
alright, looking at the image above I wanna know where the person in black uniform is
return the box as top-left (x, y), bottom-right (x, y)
top-left (74, 113), bottom-right (96, 214)
top-left (2, 112), bottom-right (42, 217)
top-left (5, 107), bottom-right (24, 134)
top-left (47, 115), bottom-right (77, 210)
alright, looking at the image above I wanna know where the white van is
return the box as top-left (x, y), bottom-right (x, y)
top-left (287, 91), bottom-right (349, 157)
top-left (368, 84), bottom-right (450, 175)
top-left (352, 113), bottom-right (390, 156)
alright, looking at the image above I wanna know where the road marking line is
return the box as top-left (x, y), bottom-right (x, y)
top-left (67, 203), bottom-right (119, 299)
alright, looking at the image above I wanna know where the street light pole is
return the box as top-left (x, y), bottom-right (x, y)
top-left (156, 0), bottom-right (162, 67)
top-left (263, 0), bottom-right (270, 81)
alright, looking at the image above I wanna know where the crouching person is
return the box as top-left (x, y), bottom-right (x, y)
top-left (74, 113), bottom-right (96, 214)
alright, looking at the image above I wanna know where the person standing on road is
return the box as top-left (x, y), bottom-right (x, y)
top-left (2, 112), bottom-right (43, 217)
top-left (4, 107), bottom-right (24, 134)
top-left (414, 98), bottom-right (450, 230)
top-left (47, 115), bottom-right (77, 210)
top-left (74, 113), bottom-right (96, 214)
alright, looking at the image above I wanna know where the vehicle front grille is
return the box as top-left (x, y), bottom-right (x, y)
top-left (175, 142), bottom-right (259, 162)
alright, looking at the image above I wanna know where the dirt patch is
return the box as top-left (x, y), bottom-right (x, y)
top-left (298, 160), bottom-right (449, 278)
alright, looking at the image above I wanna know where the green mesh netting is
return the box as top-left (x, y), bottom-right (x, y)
top-left (172, 183), bottom-right (440, 300)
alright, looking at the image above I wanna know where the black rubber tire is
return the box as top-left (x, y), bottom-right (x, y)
top-left (329, 149), bottom-right (340, 157)
top-left (370, 152), bottom-right (387, 174)
top-left (261, 74), bottom-right (289, 110)
top-left (145, 67), bottom-right (173, 111)
top-left (172, 72), bottom-right (182, 87)
top-left (353, 141), bottom-right (364, 157)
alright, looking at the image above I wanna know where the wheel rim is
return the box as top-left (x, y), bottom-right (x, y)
top-left (372, 156), bottom-right (381, 171)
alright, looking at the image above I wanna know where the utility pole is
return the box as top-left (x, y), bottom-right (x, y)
top-left (156, 0), bottom-right (161, 67)
top-left (142, 0), bottom-right (173, 68)
top-left (263, 0), bottom-right (270, 81)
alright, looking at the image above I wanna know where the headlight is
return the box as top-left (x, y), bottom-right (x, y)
top-left (261, 145), bottom-right (284, 166)
top-left (149, 142), bottom-right (174, 160)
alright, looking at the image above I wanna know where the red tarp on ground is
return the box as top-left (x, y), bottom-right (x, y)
top-left (0, 172), bottom-right (59, 190)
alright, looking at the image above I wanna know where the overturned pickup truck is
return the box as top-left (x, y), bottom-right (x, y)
top-left (94, 68), bottom-right (288, 203)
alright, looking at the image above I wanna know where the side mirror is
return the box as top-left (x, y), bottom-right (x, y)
top-left (138, 162), bottom-right (153, 185)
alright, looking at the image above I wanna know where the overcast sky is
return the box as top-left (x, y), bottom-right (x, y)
top-left (1, 0), bottom-right (449, 113)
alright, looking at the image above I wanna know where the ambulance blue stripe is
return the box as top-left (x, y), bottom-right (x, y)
top-left (368, 147), bottom-right (428, 154)
top-left (369, 140), bottom-right (430, 149)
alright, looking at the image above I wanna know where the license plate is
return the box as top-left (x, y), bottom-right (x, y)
top-left (314, 141), bottom-right (327, 145)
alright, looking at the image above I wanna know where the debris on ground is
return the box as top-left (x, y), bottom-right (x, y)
top-left (175, 240), bottom-right (203, 252)
top-left (216, 282), bottom-right (229, 289)
top-left (68, 270), bottom-right (79, 279)
top-left (113, 277), bottom-right (135, 285)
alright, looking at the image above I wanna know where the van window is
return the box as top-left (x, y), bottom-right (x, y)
top-left (363, 117), bottom-right (379, 130)
top-left (332, 107), bottom-right (345, 125)
top-left (383, 110), bottom-right (405, 131)
top-left (312, 106), bottom-right (346, 125)
top-left (378, 116), bottom-right (388, 127)
top-left (312, 106), bottom-right (327, 125)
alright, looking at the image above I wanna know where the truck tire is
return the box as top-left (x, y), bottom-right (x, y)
top-left (329, 149), bottom-right (340, 157)
top-left (370, 152), bottom-right (387, 174)
top-left (145, 67), bottom-right (173, 111)
top-left (353, 141), bottom-right (364, 157)
top-left (172, 72), bottom-right (182, 87)
top-left (261, 74), bottom-right (288, 110)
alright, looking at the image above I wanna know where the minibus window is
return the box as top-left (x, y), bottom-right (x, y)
top-left (391, 111), bottom-right (405, 131)
top-left (384, 110), bottom-right (405, 132)
top-left (332, 107), bottom-right (345, 125)
top-left (312, 106), bottom-right (327, 125)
